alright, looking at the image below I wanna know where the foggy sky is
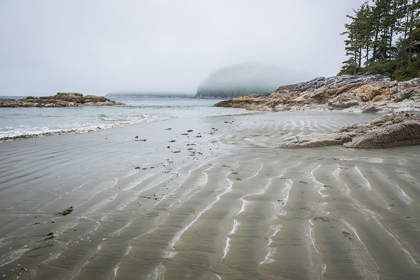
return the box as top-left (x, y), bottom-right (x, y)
top-left (0, 0), bottom-right (368, 96)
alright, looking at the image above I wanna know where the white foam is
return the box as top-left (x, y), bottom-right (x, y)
top-left (355, 166), bottom-right (371, 190)
top-left (310, 165), bottom-right (328, 198)
top-left (164, 176), bottom-right (234, 259)
top-left (306, 219), bottom-right (327, 279)
top-left (361, 208), bottom-right (420, 270)
top-left (341, 219), bottom-right (380, 280)
top-left (145, 262), bottom-right (166, 280)
top-left (377, 171), bottom-right (412, 206)
top-left (260, 224), bottom-right (282, 265)
top-left (223, 219), bottom-right (240, 259)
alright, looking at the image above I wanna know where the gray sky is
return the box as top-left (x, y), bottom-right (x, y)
top-left (0, 0), bottom-right (368, 96)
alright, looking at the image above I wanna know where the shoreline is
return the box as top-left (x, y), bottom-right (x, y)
top-left (0, 109), bottom-right (381, 143)
top-left (1, 112), bottom-right (420, 279)
top-left (0, 118), bottom-right (152, 143)
top-left (0, 103), bottom-right (253, 143)
top-left (214, 75), bottom-right (420, 113)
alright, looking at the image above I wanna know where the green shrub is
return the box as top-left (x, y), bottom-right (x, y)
top-left (341, 59), bottom-right (420, 81)
top-left (364, 60), bottom-right (399, 77)
top-left (392, 61), bottom-right (420, 81)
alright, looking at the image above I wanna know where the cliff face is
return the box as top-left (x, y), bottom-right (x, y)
top-left (0, 92), bottom-right (125, 107)
top-left (214, 75), bottom-right (420, 112)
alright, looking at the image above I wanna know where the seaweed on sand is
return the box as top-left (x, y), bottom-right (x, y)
top-left (57, 206), bottom-right (73, 216)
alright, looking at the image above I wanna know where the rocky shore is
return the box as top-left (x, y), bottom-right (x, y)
top-left (214, 75), bottom-right (420, 112)
top-left (279, 112), bottom-right (420, 149)
top-left (0, 92), bottom-right (124, 107)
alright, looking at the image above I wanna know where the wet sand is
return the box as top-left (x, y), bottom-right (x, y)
top-left (1, 111), bottom-right (420, 279)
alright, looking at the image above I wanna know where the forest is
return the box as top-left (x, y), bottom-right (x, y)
top-left (340, 0), bottom-right (420, 80)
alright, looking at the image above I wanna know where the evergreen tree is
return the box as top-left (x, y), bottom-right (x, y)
top-left (339, 0), bottom-right (420, 79)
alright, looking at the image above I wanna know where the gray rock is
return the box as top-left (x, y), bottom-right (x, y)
top-left (214, 74), bottom-right (420, 112)
top-left (0, 92), bottom-right (124, 107)
top-left (361, 105), bottom-right (379, 113)
top-left (279, 112), bottom-right (420, 149)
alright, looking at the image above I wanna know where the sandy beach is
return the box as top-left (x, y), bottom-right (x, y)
top-left (1, 111), bottom-right (420, 280)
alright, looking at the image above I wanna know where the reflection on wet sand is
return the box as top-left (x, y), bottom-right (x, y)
top-left (1, 112), bottom-right (419, 279)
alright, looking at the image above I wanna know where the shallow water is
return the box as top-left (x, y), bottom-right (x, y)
top-left (0, 96), bottom-right (242, 140)
top-left (0, 111), bottom-right (419, 279)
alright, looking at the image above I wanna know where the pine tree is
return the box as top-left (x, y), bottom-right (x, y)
top-left (340, 0), bottom-right (420, 79)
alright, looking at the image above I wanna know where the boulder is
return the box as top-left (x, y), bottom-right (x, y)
top-left (279, 112), bottom-right (420, 149)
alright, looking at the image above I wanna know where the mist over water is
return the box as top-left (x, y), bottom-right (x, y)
top-left (196, 62), bottom-right (313, 97)
top-left (0, 0), bottom-right (369, 96)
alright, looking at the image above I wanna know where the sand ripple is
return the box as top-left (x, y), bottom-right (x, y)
top-left (0, 112), bottom-right (419, 279)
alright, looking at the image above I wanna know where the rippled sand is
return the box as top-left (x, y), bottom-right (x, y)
top-left (1, 112), bottom-right (419, 279)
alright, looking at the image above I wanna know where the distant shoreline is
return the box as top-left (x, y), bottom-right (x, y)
top-left (0, 92), bottom-right (124, 108)
top-left (106, 93), bottom-right (195, 98)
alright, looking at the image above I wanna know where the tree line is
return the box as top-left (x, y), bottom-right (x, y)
top-left (340, 0), bottom-right (420, 80)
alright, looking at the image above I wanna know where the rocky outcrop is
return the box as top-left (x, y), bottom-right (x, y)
top-left (279, 112), bottom-right (420, 149)
top-left (0, 92), bottom-right (125, 107)
top-left (214, 75), bottom-right (420, 112)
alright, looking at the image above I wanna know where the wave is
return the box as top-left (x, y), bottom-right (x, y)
top-left (0, 97), bottom-right (247, 142)
top-left (0, 115), bottom-right (160, 142)
top-left (98, 113), bottom-right (151, 122)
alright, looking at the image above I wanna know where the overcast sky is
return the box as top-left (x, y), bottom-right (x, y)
top-left (0, 0), bottom-right (368, 96)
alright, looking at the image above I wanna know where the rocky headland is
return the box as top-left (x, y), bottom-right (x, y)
top-left (279, 112), bottom-right (420, 149)
top-left (0, 92), bottom-right (124, 107)
top-left (214, 74), bottom-right (420, 112)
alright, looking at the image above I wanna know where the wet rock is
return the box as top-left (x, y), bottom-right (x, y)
top-left (214, 75), bottom-right (420, 112)
top-left (0, 92), bottom-right (124, 107)
top-left (280, 132), bottom-right (350, 148)
top-left (343, 113), bottom-right (420, 148)
top-left (279, 112), bottom-right (420, 149)
top-left (361, 105), bottom-right (379, 113)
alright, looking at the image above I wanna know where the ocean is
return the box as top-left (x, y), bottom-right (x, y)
top-left (0, 95), bottom-right (243, 141)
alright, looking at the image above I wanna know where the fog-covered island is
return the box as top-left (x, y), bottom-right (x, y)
top-left (195, 62), bottom-right (310, 98)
